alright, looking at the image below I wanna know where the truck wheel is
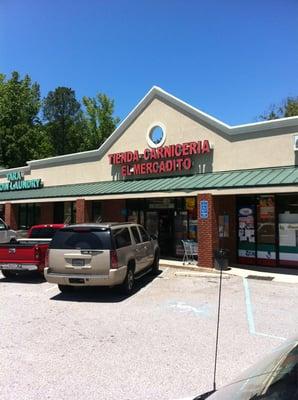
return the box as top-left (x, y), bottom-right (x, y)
top-left (120, 266), bottom-right (135, 295)
top-left (1, 270), bottom-right (16, 279)
top-left (58, 284), bottom-right (74, 293)
top-left (151, 252), bottom-right (160, 275)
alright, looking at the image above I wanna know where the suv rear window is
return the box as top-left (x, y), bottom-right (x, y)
top-left (50, 228), bottom-right (112, 250)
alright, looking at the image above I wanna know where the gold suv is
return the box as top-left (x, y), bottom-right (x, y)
top-left (44, 223), bottom-right (160, 294)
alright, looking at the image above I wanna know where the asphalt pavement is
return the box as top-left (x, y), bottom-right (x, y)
top-left (0, 268), bottom-right (297, 400)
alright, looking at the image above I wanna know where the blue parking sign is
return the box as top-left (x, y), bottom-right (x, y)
top-left (200, 200), bottom-right (208, 219)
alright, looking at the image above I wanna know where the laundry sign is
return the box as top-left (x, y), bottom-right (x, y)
top-left (0, 171), bottom-right (43, 192)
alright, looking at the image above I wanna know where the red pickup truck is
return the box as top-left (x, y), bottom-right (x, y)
top-left (0, 224), bottom-right (65, 279)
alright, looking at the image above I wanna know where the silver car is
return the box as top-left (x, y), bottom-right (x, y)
top-left (44, 223), bottom-right (160, 294)
top-left (187, 335), bottom-right (298, 400)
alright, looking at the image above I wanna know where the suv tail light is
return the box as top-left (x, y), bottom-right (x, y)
top-left (110, 250), bottom-right (118, 269)
top-left (34, 245), bottom-right (41, 261)
top-left (45, 249), bottom-right (49, 268)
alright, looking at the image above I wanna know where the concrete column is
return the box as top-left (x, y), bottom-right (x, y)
top-left (4, 203), bottom-right (18, 230)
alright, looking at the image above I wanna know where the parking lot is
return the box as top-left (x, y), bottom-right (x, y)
top-left (1, 267), bottom-right (297, 400)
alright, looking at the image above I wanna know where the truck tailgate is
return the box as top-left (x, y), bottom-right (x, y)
top-left (0, 241), bottom-right (50, 267)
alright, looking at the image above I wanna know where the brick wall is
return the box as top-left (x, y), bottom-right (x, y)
top-left (197, 194), bottom-right (237, 268)
top-left (197, 194), bottom-right (217, 268)
top-left (40, 202), bottom-right (54, 224)
top-left (101, 199), bottom-right (126, 222)
top-left (4, 203), bottom-right (18, 230)
top-left (76, 199), bottom-right (87, 223)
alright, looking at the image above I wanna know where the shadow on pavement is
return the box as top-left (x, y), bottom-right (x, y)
top-left (232, 264), bottom-right (298, 276)
top-left (0, 271), bottom-right (44, 284)
top-left (49, 271), bottom-right (162, 303)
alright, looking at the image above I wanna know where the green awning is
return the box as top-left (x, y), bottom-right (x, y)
top-left (0, 166), bottom-right (297, 201)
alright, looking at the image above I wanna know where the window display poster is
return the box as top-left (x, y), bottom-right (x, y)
top-left (185, 197), bottom-right (196, 211)
top-left (238, 206), bottom-right (255, 243)
top-left (279, 223), bottom-right (297, 246)
top-left (238, 205), bottom-right (256, 264)
top-left (259, 195), bottom-right (275, 221)
top-left (189, 219), bottom-right (197, 240)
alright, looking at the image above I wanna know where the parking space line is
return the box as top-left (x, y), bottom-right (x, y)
top-left (242, 277), bottom-right (286, 341)
top-left (243, 277), bottom-right (256, 334)
top-left (160, 267), bottom-right (169, 277)
top-left (45, 285), bottom-right (57, 292)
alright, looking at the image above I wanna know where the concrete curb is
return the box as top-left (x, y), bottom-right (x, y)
top-left (159, 260), bottom-right (298, 284)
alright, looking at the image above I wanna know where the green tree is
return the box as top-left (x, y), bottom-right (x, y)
top-left (82, 93), bottom-right (120, 149)
top-left (0, 71), bottom-right (52, 168)
top-left (259, 97), bottom-right (298, 120)
top-left (43, 87), bottom-right (88, 155)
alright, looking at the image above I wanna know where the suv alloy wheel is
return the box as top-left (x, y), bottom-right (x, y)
top-left (120, 266), bottom-right (135, 295)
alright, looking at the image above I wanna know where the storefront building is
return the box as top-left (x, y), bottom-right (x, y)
top-left (0, 87), bottom-right (297, 268)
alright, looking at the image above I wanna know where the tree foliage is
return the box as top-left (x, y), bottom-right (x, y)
top-left (259, 97), bottom-right (298, 120)
top-left (43, 87), bottom-right (87, 155)
top-left (0, 71), bottom-right (52, 168)
top-left (0, 71), bottom-right (120, 168)
top-left (82, 93), bottom-right (120, 149)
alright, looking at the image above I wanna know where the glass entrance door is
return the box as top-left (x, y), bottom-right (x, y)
top-left (145, 209), bottom-right (175, 257)
top-left (256, 195), bottom-right (277, 266)
top-left (158, 210), bottom-right (175, 257)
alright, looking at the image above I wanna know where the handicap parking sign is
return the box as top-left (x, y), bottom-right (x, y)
top-left (200, 200), bottom-right (208, 219)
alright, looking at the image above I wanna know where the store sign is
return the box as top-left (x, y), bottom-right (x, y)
top-left (0, 171), bottom-right (43, 192)
top-left (200, 200), bottom-right (208, 219)
top-left (108, 140), bottom-right (211, 177)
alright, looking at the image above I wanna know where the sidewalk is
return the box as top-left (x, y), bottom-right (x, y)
top-left (159, 259), bottom-right (298, 284)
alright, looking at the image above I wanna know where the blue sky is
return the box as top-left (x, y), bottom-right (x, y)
top-left (1, 0), bottom-right (298, 125)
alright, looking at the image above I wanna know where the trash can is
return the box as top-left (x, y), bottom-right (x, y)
top-left (214, 248), bottom-right (229, 270)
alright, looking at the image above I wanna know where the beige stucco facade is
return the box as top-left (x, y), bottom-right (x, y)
top-left (0, 86), bottom-right (297, 189)
top-left (0, 87), bottom-right (297, 268)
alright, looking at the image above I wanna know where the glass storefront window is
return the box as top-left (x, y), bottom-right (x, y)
top-left (64, 202), bottom-right (76, 224)
top-left (18, 204), bottom-right (40, 230)
top-left (237, 194), bottom-right (298, 267)
top-left (92, 201), bottom-right (102, 222)
top-left (278, 195), bottom-right (298, 267)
